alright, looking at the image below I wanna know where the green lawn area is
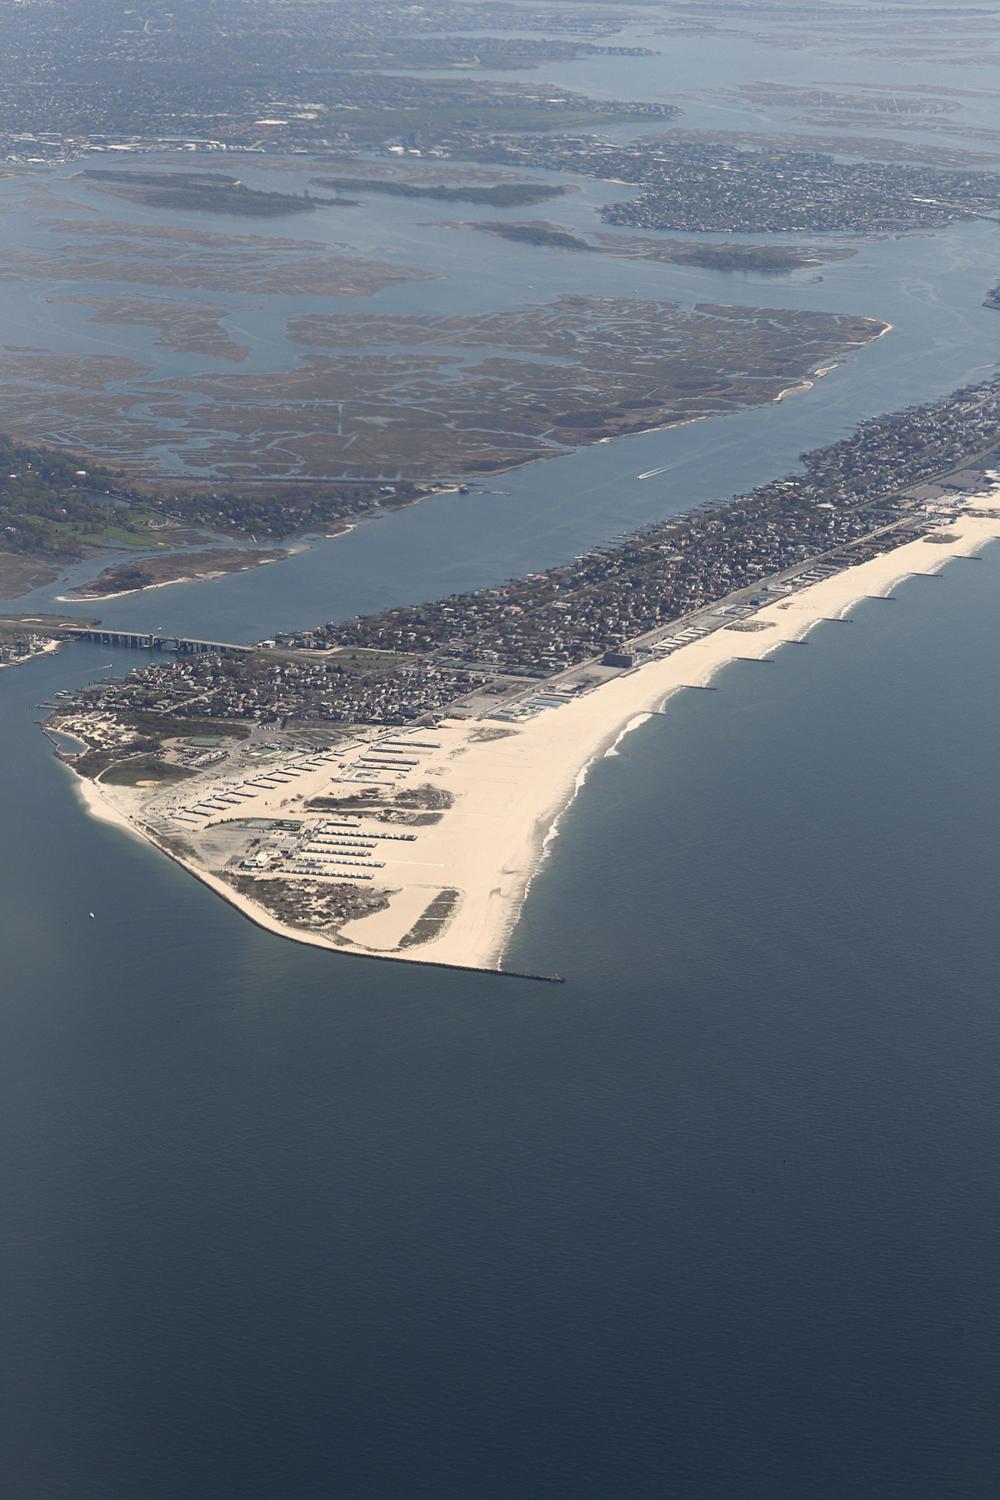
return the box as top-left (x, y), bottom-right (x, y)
top-left (100, 756), bottom-right (195, 787)
top-left (116, 711), bottom-right (252, 742)
top-left (70, 520), bottom-right (172, 549)
top-left (327, 647), bottom-right (415, 673)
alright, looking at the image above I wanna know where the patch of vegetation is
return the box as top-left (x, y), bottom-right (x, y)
top-left (474, 221), bottom-right (595, 250)
top-left (668, 244), bottom-right (820, 272)
top-left (156, 830), bottom-right (198, 860)
top-left (306, 796), bottom-right (383, 812)
top-left (100, 755), bottom-right (195, 786)
top-left (0, 427), bottom-right (429, 576)
top-left (324, 647), bottom-right (414, 672)
top-left (399, 889), bottom-right (460, 947)
top-left (225, 873), bottom-right (390, 931)
top-left (72, 547), bottom-right (287, 599)
top-left (313, 177), bottom-right (564, 207)
top-left (468, 725), bottom-right (517, 741)
top-left (138, 479), bottom-right (427, 540)
top-left (0, 435), bottom-right (127, 559)
top-left (379, 785), bottom-right (455, 821)
top-left (66, 711), bottom-right (250, 780)
top-left (0, 614), bottom-right (63, 643)
top-left (395, 784), bottom-right (453, 808)
top-left (119, 712), bottom-right (253, 743)
top-left (80, 562), bottom-right (156, 594)
top-left (379, 809), bottom-right (444, 826)
top-left (83, 170), bottom-right (342, 217)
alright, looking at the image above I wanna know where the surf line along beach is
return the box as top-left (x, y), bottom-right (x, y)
top-left (63, 490), bottom-right (1000, 977)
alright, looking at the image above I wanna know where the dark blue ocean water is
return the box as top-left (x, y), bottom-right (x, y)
top-left (3, 547), bottom-right (1000, 1498)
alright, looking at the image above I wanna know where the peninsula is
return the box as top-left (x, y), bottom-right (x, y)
top-left (0, 620), bottom-right (62, 669)
top-left (465, 134), bottom-right (1000, 234)
top-left (0, 426), bottom-right (428, 601)
top-left (51, 381), bottom-right (1000, 973)
top-left (68, 547), bottom-right (290, 600)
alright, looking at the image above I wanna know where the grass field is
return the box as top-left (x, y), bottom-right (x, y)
top-left (100, 755), bottom-right (195, 787)
top-left (326, 647), bottom-right (415, 673)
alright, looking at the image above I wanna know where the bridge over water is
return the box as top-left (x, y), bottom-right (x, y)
top-left (60, 626), bottom-right (255, 656)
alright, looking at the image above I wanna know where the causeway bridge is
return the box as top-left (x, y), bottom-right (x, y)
top-left (60, 626), bottom-right (255, 656)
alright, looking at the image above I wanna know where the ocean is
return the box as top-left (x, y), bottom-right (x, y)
top-left (3, 548), bottom-right (1000, 1498)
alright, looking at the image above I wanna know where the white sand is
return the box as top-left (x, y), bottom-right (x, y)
top-left (68, 490), bottom-right (1000, 973)
top-left (54, 552), bottom-right (289, 604)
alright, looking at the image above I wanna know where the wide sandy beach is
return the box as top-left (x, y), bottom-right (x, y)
top-left (69, 489), bottom-right (1000, 975)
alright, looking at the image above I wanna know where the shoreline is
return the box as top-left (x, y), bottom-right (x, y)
top-left (486, 497), bottom-right (995, 970)
top-left (63, 488), bottom-right (1000, 975)
top-left (71, 773), bottom-right (561, 981)
top-left (0, 636), bottom-right (61, 670)
top-left (30, 312), bottom-right (892, 584)
top-left (56, 548), bottom-right (294, 603)
top-left (17, 296), bottom-right (893, 613)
